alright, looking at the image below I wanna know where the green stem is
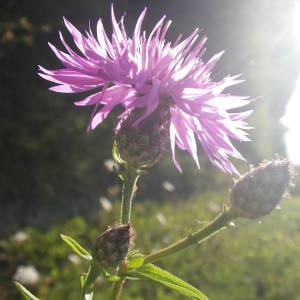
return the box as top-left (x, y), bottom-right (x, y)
top-left (80, 263), bottom-right (98, 300)
top-left (120, 168), bottom-right (140, 224)
top-left (109, 169), bottom-right (140, 300)
top-left (110, 279), bottom-right (125, 300)
top-left (144, 208), bottom-right (234, 264)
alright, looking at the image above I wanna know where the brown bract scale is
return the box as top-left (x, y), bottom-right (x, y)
top-left (230, 158), bottom-right (294, 219)
top-left (114, 103), bottom-right (170, 169)
top-left (93, 224), bottom-right (135, 268)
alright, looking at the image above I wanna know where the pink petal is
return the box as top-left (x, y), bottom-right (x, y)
top-left (132, 78), bottom-right (160, 126)
top-left (170, 121), bottom-right (182, 172)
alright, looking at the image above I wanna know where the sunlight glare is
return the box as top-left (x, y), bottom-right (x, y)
top-left (281, 2), bottom-right (300, 165)
top-left (294, 2), bottom-right (300, 46)
top-left (282, 78), bottom-right (300, 165)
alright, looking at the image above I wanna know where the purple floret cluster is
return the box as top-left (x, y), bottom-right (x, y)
top-left (39, 5), bottom-right (252, 174)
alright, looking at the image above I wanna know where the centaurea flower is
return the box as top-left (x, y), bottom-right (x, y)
top-left (38, 5), bottom-right (252, 174)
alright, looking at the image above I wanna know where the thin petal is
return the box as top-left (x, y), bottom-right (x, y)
top-left (170, 121), bottom-right (182, 172)
top-left (170, 108), bottom-right (200, 168)
top-left (133, 78), bottom-right (160, 126)
top-left (49, 84), bottom-right (96, 93)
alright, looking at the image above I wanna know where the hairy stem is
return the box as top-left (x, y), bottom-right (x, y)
top-left (120, 168), bottom-right (140, 224)
top-left (110, 279), bottom-right (125, 300)
top-left (144, 208), bottom-right (233, 264)
top-left (80, 263), bottom-right (98, 300)
top-left (110, 168), bottom-right (140, 300)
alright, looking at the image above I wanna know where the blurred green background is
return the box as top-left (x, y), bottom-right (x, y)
top-left (1, 0), bottom-right (300, 299)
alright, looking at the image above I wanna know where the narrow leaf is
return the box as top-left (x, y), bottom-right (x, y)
top-left (107, 275), bottom-right (121, 282)
top-left (14, 282), bottom-right (40, 300)
top-left (128, 264), bottom-right (209, 300)
top-left (127, 254), bottom-right (145, 270)
top-left (101, 269), bottom-right (120, 282)
top-left (60, 234), bottom-right (92, 261)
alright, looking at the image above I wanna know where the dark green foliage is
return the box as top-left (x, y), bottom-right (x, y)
top-left (0, 0), bottom-right (117, 236)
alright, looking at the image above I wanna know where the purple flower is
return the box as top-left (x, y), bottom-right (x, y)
top-left (38, 5), bottom-right (252, 174)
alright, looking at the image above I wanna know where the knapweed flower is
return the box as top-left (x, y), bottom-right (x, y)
top-left (229, 158), bottom-right (294, 219)
top-left (38, 5), bottom-right (252, 174)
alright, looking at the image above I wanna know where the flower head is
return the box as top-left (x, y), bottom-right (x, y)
top-left (38, 5), bottom-right (252, 174)
top-left (93, 223), bottom-right (134, 267)
top-left (229, 158), bottom-right (294, 219)
top-left (115, 104), bottom-right (170, 168)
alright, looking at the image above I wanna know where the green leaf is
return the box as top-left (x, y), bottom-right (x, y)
top-left (126, 253), bottom-right (145, 270)
top-left (60, 234), bottom-right (92, 261)
top-left (101, 269), bottom-right (121, 282)
top-left (127, 264), bottom-right (209, 300)
top-left (106, 275), bottom-right (121, 282)
top-left (14, 281), bottom-right (41, 300)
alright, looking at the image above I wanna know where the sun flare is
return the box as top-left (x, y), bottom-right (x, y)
top-left (281, 2), bottom-right (300, 165)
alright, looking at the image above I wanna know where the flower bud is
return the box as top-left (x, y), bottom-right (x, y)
top-left (229, 158), bottom-right (293, 219)
top-left (114, 105), bottom-right (170, 169)
top-left (93, 224), bottom-right (134, 268)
